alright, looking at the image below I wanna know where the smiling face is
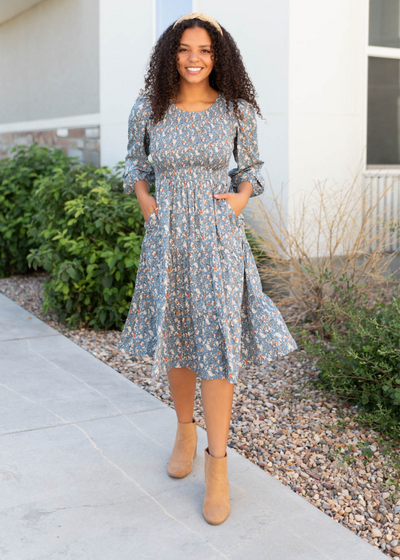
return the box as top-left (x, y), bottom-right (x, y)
top-left (176, 26), bottom-right (215, 85)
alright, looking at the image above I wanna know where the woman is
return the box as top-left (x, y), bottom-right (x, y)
top-left (118, 12), bottom-right (297, 525)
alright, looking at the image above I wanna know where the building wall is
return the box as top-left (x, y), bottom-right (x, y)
top-left (99, 0), bottom-right (155, 168)
top-left (286, 0), bottom-right (369, 257)
top-left (0, 0), bottom-right (99, 124)
top-left (0, 0), bottom-right (100, 163)
top-left (288, 0), bottom-right (368, 213)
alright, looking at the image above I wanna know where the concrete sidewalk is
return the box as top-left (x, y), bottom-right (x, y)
top-left (0, 293), bottom-right (386, 560)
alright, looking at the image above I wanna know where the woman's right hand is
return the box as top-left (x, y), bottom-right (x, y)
top-left (137, 193), bottom-right (158, 225)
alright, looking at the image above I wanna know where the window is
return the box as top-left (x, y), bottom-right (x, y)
top-left (156, 0), bottom-right (192, 40)
top-left (367, 0), bottom-right (400, 166)
top-left (369, 0), bottom-right (400, 48)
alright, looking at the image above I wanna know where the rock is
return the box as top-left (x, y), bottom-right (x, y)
top-left (372, 528), bottom-right (382, 538)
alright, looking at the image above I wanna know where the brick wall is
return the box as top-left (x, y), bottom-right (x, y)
top-left (0, 126), bottom-right (100, 166)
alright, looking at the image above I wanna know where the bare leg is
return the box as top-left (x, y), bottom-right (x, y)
top-left (201, 378), bottom-right (235, 459)
top-left (167, 367), bottom-right (197, 423)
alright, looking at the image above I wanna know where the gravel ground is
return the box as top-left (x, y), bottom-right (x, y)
top-left (1, 271), bottom-right (399, 557)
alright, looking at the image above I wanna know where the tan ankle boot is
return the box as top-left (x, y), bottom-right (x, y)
top-left (202, 447), bottom-right (230, 525)
top-left (167, 418), bottom-right (198, 478)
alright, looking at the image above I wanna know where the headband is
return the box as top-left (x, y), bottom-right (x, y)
top-left (172, 12), bottom-right (223, 36)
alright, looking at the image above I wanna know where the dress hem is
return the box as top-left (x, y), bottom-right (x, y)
top-left (117, 340), bottom-right (298, 385)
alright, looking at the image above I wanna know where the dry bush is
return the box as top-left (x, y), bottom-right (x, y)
top-left (245, 168), bottom-right (400, 328)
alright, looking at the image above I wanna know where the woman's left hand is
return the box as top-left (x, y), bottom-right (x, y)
top-left (214, 191), bottom-right (250, 217)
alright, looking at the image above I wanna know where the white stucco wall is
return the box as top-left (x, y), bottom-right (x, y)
top-left (0, 0), bottom-right (99, 125)
top-left (287, 0), bottom-right (368, 230)
top-left (99, 0), bottom-right (154, 168)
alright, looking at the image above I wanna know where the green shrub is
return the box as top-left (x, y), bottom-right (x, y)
top-left (0, 142), bottom-right (74, 278)
top-left (301, 285), bottom-right (400, 440)
top-left (27, 163), bottom-right (147, 330)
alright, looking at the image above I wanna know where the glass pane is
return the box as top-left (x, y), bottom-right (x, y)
top-left (156, 0), bottom-right (192, 40)
top-left (369, 0), bottom-right (400, 48)
top-left (367, 57), bottom-right (400, 165)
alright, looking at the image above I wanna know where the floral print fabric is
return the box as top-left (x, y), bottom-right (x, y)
top-left (118, 91), bottom-right (297, 384)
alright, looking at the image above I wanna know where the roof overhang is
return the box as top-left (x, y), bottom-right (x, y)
top-left (0, 0), bottom-right (44, 25)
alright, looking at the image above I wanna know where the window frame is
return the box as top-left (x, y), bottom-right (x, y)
top-left (365, 2), bottom-right (400, 171)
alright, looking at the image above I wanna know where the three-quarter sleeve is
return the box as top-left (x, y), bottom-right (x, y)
top-left (228, 100), bottom-right (265, 198)
top-left (123, 95), bottom-right (155, 195)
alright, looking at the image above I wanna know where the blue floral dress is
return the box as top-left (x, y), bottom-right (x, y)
top-left (118, 91), bottom-right (297, 384)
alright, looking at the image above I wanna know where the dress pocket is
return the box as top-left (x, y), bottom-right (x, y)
top-left (224, 199), bottom-right (241, 225)
top-left (145, 210), bottom-right (158, 231)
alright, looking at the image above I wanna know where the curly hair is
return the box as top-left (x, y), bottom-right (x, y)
top-left (139, 17), bottom-right (263, 124)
